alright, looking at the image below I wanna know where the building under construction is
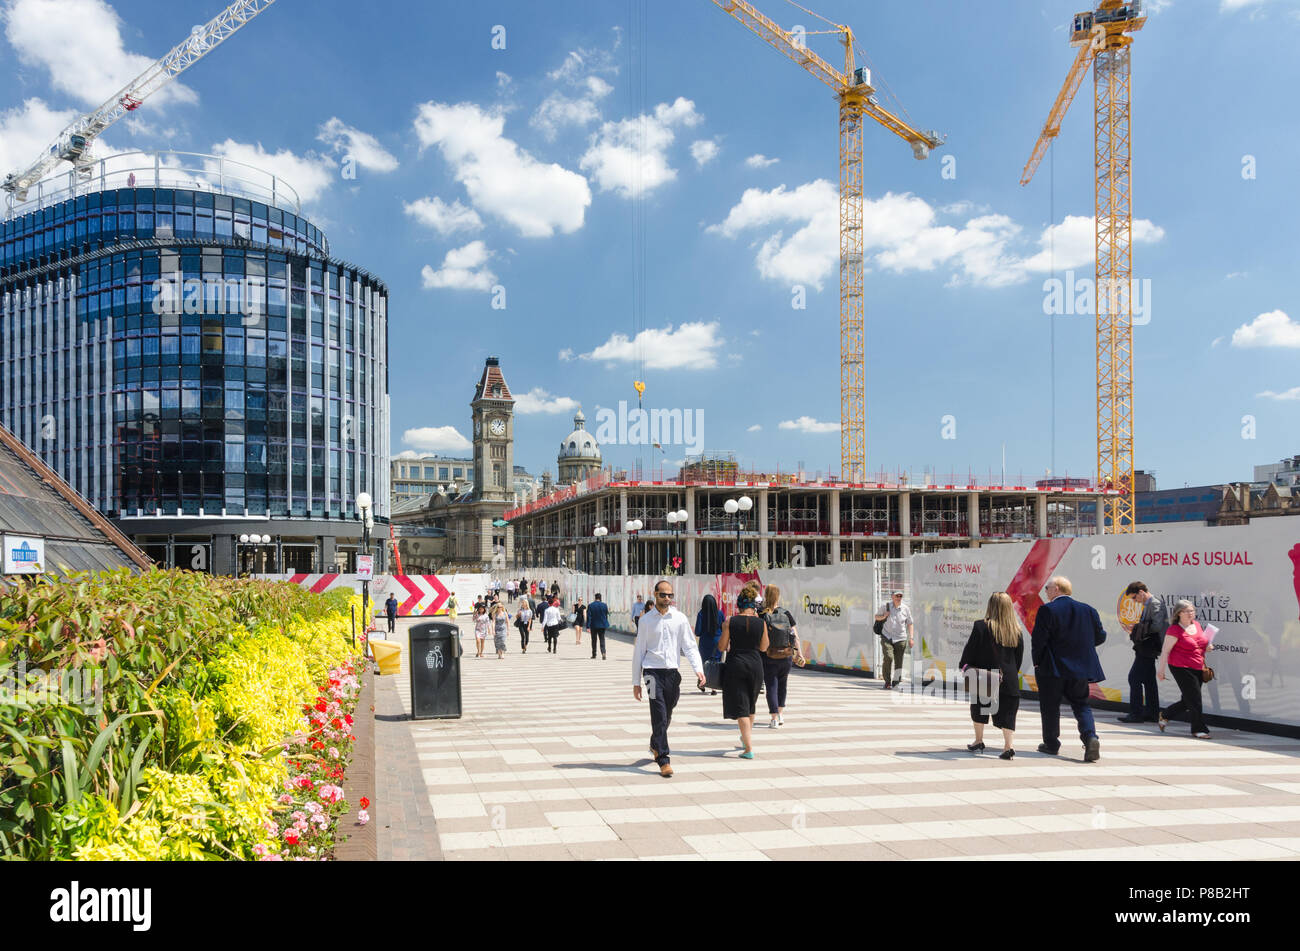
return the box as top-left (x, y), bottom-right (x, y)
top-left (506, 470), bottom-right (1108, 575)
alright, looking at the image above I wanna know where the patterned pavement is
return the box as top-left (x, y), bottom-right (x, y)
top-left (374, 618), bottom-right (1300, 861)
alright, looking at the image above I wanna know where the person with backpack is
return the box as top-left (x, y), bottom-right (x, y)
top-left (760, 584), bottom-right (804, 728)
top-left (1118, 581), bottom-right (1169, 723)
top-left (875, 590), bottom-right (914, 688)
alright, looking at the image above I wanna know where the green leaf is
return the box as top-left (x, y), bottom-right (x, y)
top-left (118, 725), bottom-right (155, 814)
top-left (60, 738), bottom-right (80, 805)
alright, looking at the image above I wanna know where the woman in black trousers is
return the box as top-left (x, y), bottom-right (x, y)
top-left (718, 582), bottom-right (768, 759)
top-left (958, 591), bottom-right (1024, 760)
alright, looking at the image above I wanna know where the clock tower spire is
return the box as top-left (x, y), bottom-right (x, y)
top-left (471, 356), bottom-right (514, 504)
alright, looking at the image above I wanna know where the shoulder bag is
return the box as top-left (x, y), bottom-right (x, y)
top-left (704, 650), bottom-right (727, 691)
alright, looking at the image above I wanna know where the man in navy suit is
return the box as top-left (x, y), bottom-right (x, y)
top-left (1031, 575), bottom-right (1106, 762)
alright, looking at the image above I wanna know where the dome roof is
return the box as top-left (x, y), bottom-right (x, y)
top-left (558, 409), bottom-right (601, 461)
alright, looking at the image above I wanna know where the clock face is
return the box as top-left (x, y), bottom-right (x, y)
top-left (490, 418), bottom-right (506, 436)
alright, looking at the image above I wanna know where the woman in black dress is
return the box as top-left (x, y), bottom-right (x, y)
top-left (958, 591), bottom-right (1025, 759)
top-left (717, 582), bottom-right (769, 759)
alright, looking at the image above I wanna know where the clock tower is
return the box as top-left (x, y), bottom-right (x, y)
top-left (471, 356), bottom-right (514, 503)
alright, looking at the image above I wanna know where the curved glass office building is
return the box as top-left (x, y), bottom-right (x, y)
top-left (0, 152), bottom-right (390, 574)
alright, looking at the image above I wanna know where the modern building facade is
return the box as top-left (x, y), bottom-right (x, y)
top-left (506, 474), bottom-right (1108, 574)
top-left (0, 152), bottom-right (390, 575)
top-left (391, 454), bottom-right (539, 506)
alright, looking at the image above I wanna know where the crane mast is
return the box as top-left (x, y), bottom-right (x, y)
top-left (711, 0), bottom-right (943, 483)
top-left (1021, 0), bottom-right (1145, 533)
top-left (3, 0), bottom-right (278, 201)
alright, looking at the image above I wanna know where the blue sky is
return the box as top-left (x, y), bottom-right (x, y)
top-left (2, 0), bottom-right (1298, 490)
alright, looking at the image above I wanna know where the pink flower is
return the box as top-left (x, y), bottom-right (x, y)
top-left (328, 748), bottom-right (339, 759)
top-left (317, 783), bottom-right (344, 804)
top-left (278, 794), bottom-right (292, 805)
top-left (253, 843), bottom-right (268, 857)
top-left (357, 809), bottom-right (370, 826)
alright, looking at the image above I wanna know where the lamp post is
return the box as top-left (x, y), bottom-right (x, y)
top-left (356, 491), bottom-right (373, 629)
top-left (724, 495), bottom-right (753, 571)
top-left (665, 508), bottom-right (689, 574)
top-left (623, 518), bottom-right (643, 575)
top-left (593, 525), bottom-right (608, 574)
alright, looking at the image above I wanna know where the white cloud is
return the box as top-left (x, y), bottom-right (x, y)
top-left (1231, 310), bottom-right (1300, 349)
top-left (532, 76), bottom-right (614, 140)
top-left (747, 424), bottom-right (762, 432)
top-left (779, 416), bottom-right (838, 434)
top-left (690, 139), bottom-right (720, 167)
top-left (1225, 271), bottom-right (1248, 280)
top-left (0, 97), bottom-right (78, 177)
top-left (403, 196), bottom-right (483, 236)
top-left (581, 321), bottom-right (723, 370)
top-left (392, 450), bottom-right (424, 461)
top-left (414, 101), bottom-right (591, 238)
top-left (710, 181), bottom-right (1165, 291)
top-left (745, 154), bottom-right (779, 169)
top-left (403, 426), bottom-right (472, 453)
top-left (420, 240), bottom-right (497, 292)
top-left (3, 0), bottom-right (197, 109)
top-left (317, 118), bottom-right (398, 173)
top-left (1258, 387), bottom-right (1300, 401)
top-left (496, 71), bottom-right (513, 90)
top-left (1220, 0), bottom-right (1272, 10)
top-left (579, 97), bottom-right (703, 198)
top-left (207, 140), bottom-right (335, 203)
top-left (515, 388), bottom-right (580, 415)
top-left (558, 348), bottom-right (574, 361)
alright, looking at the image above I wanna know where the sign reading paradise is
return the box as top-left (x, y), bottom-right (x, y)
top-left (2, 535), bottom-right (44, 575)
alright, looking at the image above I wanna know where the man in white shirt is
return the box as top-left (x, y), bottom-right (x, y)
top-left (875, 590), bottom-right (914, 689)
top-left (632, 579), bottom-right (706, 778)
top-left (542, 598), bottom-right (564, 654)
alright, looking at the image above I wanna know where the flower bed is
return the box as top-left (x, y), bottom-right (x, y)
top-left (0, 568), bottom-right (369, 860)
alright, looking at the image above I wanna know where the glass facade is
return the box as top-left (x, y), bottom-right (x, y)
top-left (0, 184), bottom-right (389, 551)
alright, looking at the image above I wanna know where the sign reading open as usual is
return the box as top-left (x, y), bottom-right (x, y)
top-left (2, 535), bottom-right (44, 574)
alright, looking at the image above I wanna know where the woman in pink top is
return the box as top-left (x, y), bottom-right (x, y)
top-left (1157, 599), bottom-right (1211, 737)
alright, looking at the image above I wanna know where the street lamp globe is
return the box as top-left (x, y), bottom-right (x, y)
top-left (355, 492), bottom-right (372, 514)
top-left (738, 496), bottom-right (753, 512)
top-left (676, 509), bottom-right (689, 522)
top-left (239, 533), bottom-right (250, 544)
top-left (666, 511), bottom-right (680, 525)
top-left (724, 499), bottom-right (739, 515)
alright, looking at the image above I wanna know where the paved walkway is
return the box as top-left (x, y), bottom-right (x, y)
top-left (374, 618), bottom-right (1300, 861)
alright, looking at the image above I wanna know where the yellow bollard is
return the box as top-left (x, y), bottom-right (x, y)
top-left (369, 639), bottom-right (402, 676)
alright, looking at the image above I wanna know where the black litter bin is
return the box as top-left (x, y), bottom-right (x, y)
top-left (409, 621), bottom-right (462, 719)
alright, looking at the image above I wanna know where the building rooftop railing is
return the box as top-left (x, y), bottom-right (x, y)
top-left (2, 150), bottom-right (303, 221)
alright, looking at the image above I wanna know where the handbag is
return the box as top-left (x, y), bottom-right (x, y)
top-left (704, 651), bottom-right (727, 691)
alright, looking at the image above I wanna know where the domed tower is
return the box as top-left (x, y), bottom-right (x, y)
top-left (557, 410), bottom-right (602, 485)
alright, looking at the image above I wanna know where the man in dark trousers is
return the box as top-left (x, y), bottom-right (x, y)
top-left (384, 593), bottom-right (399, 634)
top-left (1031, 575), bottom-right (1106, 762)
top-left (587, 592), bottom-right (610, 660)
top-left (1119, 581), bottom-right (1168, 723)
top-left (632, 580), bottom-right (705, 778)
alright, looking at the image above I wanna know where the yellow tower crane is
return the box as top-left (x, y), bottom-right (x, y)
top-left (1021, 1), bottom-right (1147, 533)
top-left (710, 0), bottom-right (943, 483)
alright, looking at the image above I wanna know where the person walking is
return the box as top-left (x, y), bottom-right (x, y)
top-left (573, 598), bottom-right (586, 646)
top-left (718, 582), bottom-right (768, 759)
top-left (632, 593), bottom-right (645, 630)
top-left (491, 603), bottom-right (511, 660)
top-left (632, 579), bottom-right (706, 778)
top-left (695, 594), bottom-right (725, 695)
top-left (587, 592), bottom-right (609, 659)
top-left (759, 584), bottom-right (804, 728)
top-left (1158, 600), bottom-right (1213, 738)
top-left (384, 593), bottom-right (399, 635)
top-left (445, 592), bottom-right (458, 624)
top-left (542, 597), bottom-right (563, 654)
top-left (959, 592), bottom-right (1024, 760)
top-left (515, 599), bottom-right (533, 653)
top-left (1030, 576), bottom-right (1106, 762)
top-left (875, 590), bottom-right (914, 688)
top-left (472, 604), bottom-right (491, 659)
top-left (1119, 581), bottom-right (1169, 723)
